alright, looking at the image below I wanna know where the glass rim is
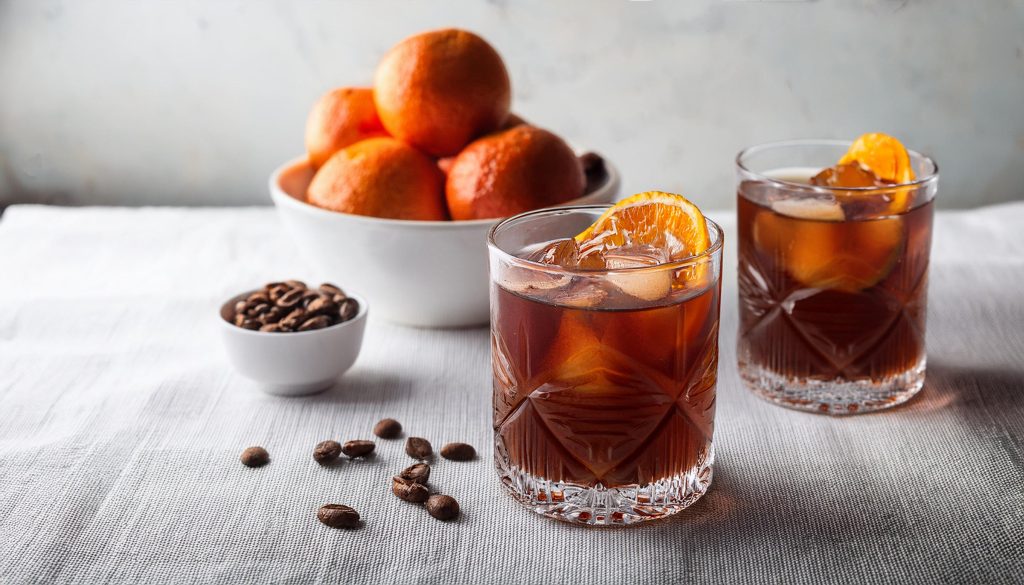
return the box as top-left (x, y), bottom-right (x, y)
top-left (735, 138), bottom-right (939, 192)
top-left (487, 204), bottom-right (725, 277)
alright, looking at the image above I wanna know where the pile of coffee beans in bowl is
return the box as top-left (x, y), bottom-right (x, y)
top-left (230, 280), bottom-right (359, 333)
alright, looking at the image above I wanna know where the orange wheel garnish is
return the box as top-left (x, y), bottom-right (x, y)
top-left (575, 191), bottom-right (712, 293)
top-left (838, 133), bottom-right (916, 184)
top-left (575, 191), bottom-right (710, 259)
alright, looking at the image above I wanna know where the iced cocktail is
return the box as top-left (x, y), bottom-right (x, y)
top-left (488, 194), bottom-right (723, 524)
top-left (736, 136), bottom-right (938, 414)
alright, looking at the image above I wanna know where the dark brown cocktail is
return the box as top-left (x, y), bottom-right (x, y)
top-left (488, 197), bottom-right (723, 524)
top-left (736, 137), bottom-right (938, 414)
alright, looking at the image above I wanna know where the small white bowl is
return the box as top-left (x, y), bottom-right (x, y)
top-left (218, 291), bottom-right (368, 396)
top-left (270, 155), bottom-right (620, 328)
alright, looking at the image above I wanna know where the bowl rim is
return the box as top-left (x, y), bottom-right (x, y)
top-left (268, 153), bottom-right (621, 230)
top-left (219, 289), bottom-right (368, 338)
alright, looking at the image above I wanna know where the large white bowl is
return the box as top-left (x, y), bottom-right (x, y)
top-left (269, 155), bottom-right (620, 327)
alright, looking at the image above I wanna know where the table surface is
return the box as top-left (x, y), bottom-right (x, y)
top-left (1, 204), bottom-right (1022, 585)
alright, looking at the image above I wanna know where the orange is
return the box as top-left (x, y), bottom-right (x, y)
top-left (307, 137), bottom-right (447, 220)
top-left (304, 87), bottom-right (386, 169)
top-left (373, 29), bottom-right (511, 157)
top-left (445, 125), bottom-right (584, 220)
top-left (839, 133), bottom-right (915, 184)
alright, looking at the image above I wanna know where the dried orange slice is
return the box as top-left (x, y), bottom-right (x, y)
top-left (839, 133), bottom-right (915, 184)
top-left (575, 191), bottom-right (710, 258)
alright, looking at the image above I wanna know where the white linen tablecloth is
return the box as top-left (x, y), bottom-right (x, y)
top-left (1, 203), bottom-right (1022, 584)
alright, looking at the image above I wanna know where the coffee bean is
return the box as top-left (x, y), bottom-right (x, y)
top-left (319, 283), bottom-right (345, 298)
top-left (339, 298), bottom-right (359, 321)
top-left (440, 442), bottom-right (476, 461)
top-left (279, 308), bottom-right (306, 330)
top-left (406, 437), bottom-right (432, 460)
top-left (246, 303), bottom-right (271, 317)
top-left (305, 297), bottom-right (337, 318)
top-left (234, 300), bottom-right (249, 315)
top-left (300, 289), bottom-right (322, 307)
top-left (233, 313), bottom-right (247, 327)
top-left (317, 504), bottom-right (359, 529)
top-left (240, 319), bottom-right (261, 330)
top-left (240, 446), bottom-right (269, 467)
top-left (267, 284), bottom-right (290, 302)
top-left (399, 463), bottom-right (431, 484)
top-left (425, 494), bottom-right (460, 521)
top-left (246, 291), bottom-right (270, 304)
top-left (313, 440), bottom-right (342, 465)
top-left (342, 440), bottom-right (375, 458)
top-left (259, 323), bottom-right (283, 333)
top-left (298, 315), bottom-right (332, 331)
top-left (285, 279), bottom-right (308, 290)
top-left (373, 418), bottom-right (402, 439)
top-left (261, 306), bottom-right (286, 324)
top-left (392, 476), bottom-right (430, 503)
top-left (276, 288), bottom-right (305, 309)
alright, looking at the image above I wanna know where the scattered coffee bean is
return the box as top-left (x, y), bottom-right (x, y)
top-left (392, 476), bottom-right (430, 503)
top-left (373, 418), bottom-right (402, 439)
top-left (229, 281), bottom-right (360, 333)
top-left (399, 463), bottom-right (431, 484)
top-left (240, 446), bottom-right (269, 467)
top-left (342, 440), bottom-right (375, 458)
top-left (425, 494), bottom-right (460, 521)
top-left (313, 440), bottom-right (342, 465)
top-left (406, 437), bottom-right (433, 460)
top-left (317, 504), bottom-right (360, 529)
top-left (440, 442), bottom-right (476, 461)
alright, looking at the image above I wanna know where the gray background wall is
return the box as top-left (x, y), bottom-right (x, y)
top-left (1, 0), bottom-right (1022, 211)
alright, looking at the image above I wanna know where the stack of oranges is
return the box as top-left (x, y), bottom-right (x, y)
top-left (303, 29), bottom-right (590, 221)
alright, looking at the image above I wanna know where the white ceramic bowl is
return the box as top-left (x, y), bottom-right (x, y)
top-left (219, 291), bottom-right (368, 396)
top-left (270, 155), bottom-right (620, 327)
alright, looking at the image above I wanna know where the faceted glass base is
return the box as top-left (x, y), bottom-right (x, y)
top-left (495, 442), bottom-right (714, 526)
top-left (739, 357), bottom-right (926, 415)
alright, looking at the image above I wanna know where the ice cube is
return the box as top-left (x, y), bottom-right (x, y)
top-left (603, 245), bottom-right (673, 302)
top-left (811, 162), bottom-right (889, 188)
top-left (770, 198), bottom-right (845, 221)
top-left (553, 279), bottom-right (608, 308)
top-left (527, 238), bottom-right (581, 267)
